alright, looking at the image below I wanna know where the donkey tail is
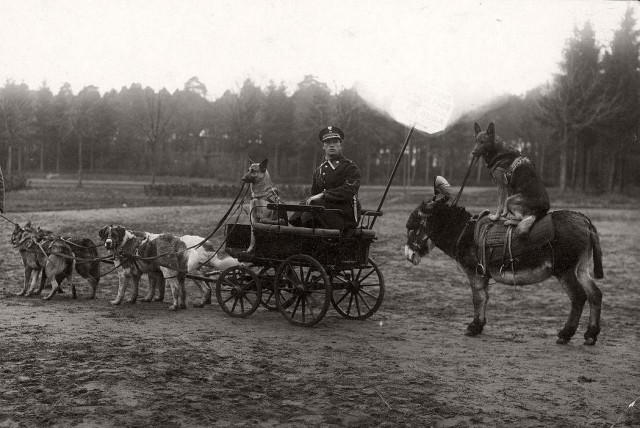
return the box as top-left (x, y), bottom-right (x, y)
top-left (588, 219), bottom-right (604, 279)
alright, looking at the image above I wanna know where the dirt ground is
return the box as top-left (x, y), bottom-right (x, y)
top-left (0, 203), bottom-right (638, 427)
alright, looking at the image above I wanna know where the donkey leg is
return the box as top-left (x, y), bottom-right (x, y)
top-left (556, 273), bottom-right (587, 344)
top-left (465, 275), bottom-right (490, 336)
top-left (576, 260), bottom-right (602, 346)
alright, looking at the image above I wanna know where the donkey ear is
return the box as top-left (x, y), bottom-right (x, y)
top-left (487, 122), bottom-right (495, 137)
top-left (259, 159), bottom-right (269, 172)
top-left (433, 176), bottom-right (452, 200)
top-left (474, 123), bottom-right (481, 137)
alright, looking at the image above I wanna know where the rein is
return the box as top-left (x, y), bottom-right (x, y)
top-left (451, 155), bottom-right (479, 207)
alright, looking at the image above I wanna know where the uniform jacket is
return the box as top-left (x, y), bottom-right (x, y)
top-left (311, 154), bottom-right (361, 227)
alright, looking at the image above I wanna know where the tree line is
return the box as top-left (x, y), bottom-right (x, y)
top-left (1, 7), bottom-right (638, 193)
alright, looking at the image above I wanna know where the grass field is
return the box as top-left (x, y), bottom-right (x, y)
top-left (6, 174), bottom-right (640, 213)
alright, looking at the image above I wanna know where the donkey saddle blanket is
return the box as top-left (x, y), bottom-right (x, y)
top-left (473, 211), bottom-right (554, 265)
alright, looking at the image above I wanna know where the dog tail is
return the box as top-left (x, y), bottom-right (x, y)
top-left (588, 219), bottom-right (604, 279)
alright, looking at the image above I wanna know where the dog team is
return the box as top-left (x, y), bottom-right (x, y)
top-left (8, 123), bottom-right (549, 308)
top-left (10, 221), bottom-right (240, 310)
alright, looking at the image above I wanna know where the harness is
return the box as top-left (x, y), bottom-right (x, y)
top-left (490, 155), bottom-right (527, 185)
top-left (251, 186), bottom-right (282, 204)
top-left (474, 211), bottom-right (555, 278)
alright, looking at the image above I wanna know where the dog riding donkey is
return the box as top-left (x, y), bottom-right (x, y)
top-left (468, 122), bottom-right (553, 274)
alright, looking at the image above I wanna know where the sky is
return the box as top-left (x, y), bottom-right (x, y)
top-left (0, 0), bottom-right (637, 130)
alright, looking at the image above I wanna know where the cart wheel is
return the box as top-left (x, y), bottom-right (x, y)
top-left (274, 255), bottom-right (331, 327)
top-left (216, 266), bottom-right (262, 318)
top-left (331, 258), bottom-right (385, 320)
top-left (258, 266), bottom-right (278, 311)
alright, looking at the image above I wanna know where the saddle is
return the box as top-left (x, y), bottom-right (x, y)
top-left (473, 211), bottom-right (554, 272)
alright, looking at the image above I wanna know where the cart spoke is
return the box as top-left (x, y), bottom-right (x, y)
top-left (216, 266), bottom-right (262, 318)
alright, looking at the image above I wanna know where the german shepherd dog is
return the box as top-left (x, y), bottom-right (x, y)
top-left (242, 159), bottom-right (287, 253)
top-left (99, 225), bottom-right (189, 310)
top-left (11, 222), bottom-right (75, 300)
top-left (11, 222), bottom-right (101, 299)
top-left (473, 122), bottom-right (550, 238)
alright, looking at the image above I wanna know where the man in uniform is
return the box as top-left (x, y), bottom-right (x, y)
top-left (290, 125), bottom-right (361, 230)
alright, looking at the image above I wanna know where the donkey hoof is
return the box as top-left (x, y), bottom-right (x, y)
top-left (154, 297), bottom-right (164, 302)
top-left (583, 337), bottom-right (597, 346)
top-left (140, 297), bottom-right (152, 303)
top-left (556, 337), bottom-right (571, 345)
top-left (465, 327), bottom-right (483, 337)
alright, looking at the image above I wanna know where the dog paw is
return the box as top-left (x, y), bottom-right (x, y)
top-left (110, 300), bottom-right (121, 306)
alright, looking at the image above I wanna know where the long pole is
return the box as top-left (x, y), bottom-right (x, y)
top-left (370, 125), bottom-right (415, 228)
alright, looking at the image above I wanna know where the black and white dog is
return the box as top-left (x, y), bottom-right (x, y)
top-left (99, 225), bottom-right (188, 310)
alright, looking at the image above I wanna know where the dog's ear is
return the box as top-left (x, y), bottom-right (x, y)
top-left (487, 122), bottom-right (495, 138)
top-left (114, 226), bottom-right (126, 242)
top-left (98, 226), bottom-right (108, 241)
top-left (25, 220), bottom-right (31, 229)
top-left (248, 158), bottom-right (255, 165)
top-left (474, 123), bottom-right (481, 137)
top-left (259, 159), bottom-right (268, 172)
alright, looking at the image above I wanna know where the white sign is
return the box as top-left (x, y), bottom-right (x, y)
top-left (389, 84), bottom-right (454, 134)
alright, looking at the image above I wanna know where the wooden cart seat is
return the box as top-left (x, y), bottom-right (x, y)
top-left (252, 223), bottom-right (375, 238)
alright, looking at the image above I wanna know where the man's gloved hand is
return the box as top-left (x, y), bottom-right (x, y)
top-left (305, 193), bottom-right (323, 205)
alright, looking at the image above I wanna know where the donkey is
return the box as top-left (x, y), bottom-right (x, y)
top-left (403, 176), bottom-right (604, 345)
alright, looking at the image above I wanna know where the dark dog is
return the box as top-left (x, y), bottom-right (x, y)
top-left (11, 222), bottom-right (75, 300)
top-left (242, 159), bottom-right (287, 252)
top-left (99, 225), bottom-right (189, 310)
top-left (11, 222), bottom-right (101, 299)
top-left (472, 122), bottom-right (550, 238)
